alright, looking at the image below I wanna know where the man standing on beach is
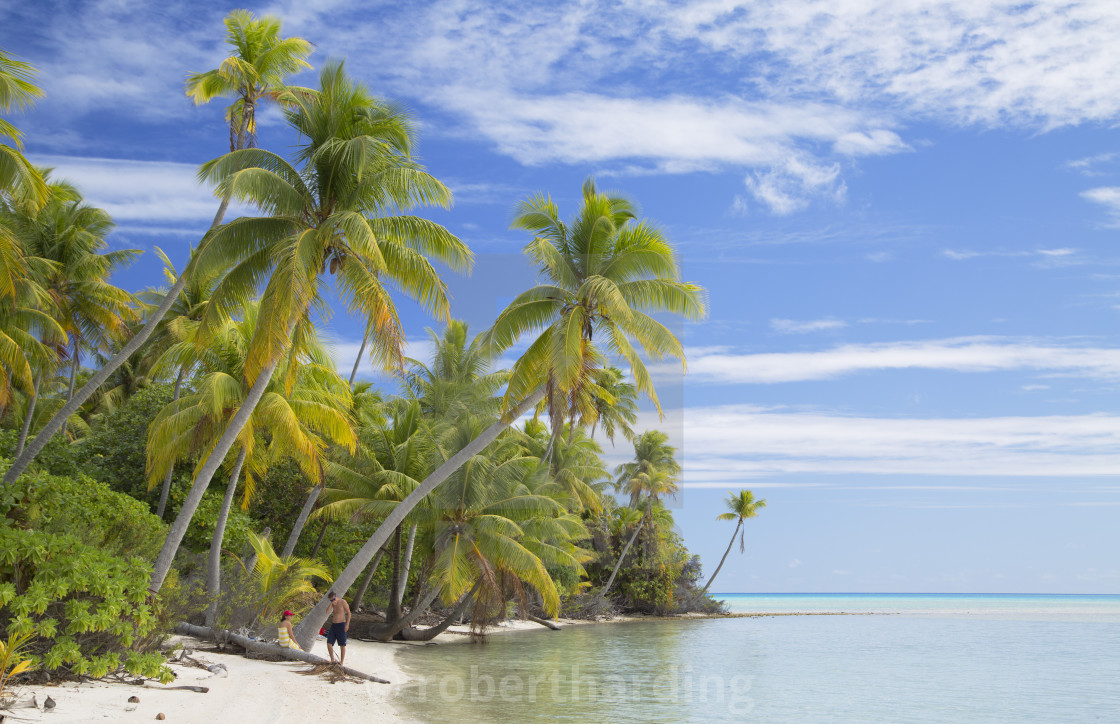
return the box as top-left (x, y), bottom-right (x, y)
top-left (326, 591), bottom-right (351, 666)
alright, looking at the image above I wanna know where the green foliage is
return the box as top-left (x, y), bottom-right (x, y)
top-left (0, 462), bottom-right (171, 682)
top-left (0, 429), bottom-right (84, 479)
top-left (79, 383), bottom-right (188, 509)
top-left (0, 464), bottom-right (166, 560)
top-left (182, 489), bottom-right (253, 553)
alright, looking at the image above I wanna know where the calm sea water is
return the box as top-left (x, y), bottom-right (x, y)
top-left (390, 594), bottom-right (1120, 722)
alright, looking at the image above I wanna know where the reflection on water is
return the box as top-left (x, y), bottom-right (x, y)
top-left (390, 596), bottom-right (1120, 723)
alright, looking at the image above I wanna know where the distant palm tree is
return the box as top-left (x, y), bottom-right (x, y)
top-left (693, 490), bottom-right (766, 603)
top-left (1, 13), bottom-right (312, 485)
top-left (581, 365), bottom-right (637, 445)
top-left (615, 430), bottom-right (681, 508)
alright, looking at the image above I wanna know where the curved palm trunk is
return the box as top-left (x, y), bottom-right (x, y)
top-left (149, 350), bottom-right (285, 594)
top-left (375, 583), bottom-right (442, 641)
top-left (693, 518), bottom-right (743, 603)
top-left (281, 482), bottom-right (322, 558)
top-left (397, 581), bottom-right (481, 642)
top-left (350, 545), bottom-right (387, 611)
top-left (294, 387), bottom-right (546, 650)
top-left (205, 446), bottom-right (247, 627)
top-left (348, 329), bottom-right (369, 386)
top-left (13, 372), bottom-right (40, 458)
top-left (597, 501), bottom-right (651, 601)
top-left (155, 369), bottom-right (186, 519)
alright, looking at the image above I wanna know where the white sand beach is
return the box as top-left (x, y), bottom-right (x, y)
top-left (5, 635), bottom-right (414, 724)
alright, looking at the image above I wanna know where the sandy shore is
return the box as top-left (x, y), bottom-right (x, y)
top-left (5, 635), bottom-right (415, 724)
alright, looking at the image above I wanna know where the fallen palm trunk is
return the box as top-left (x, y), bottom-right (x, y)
top-left (174, 622), bottom-right (389, 684)
top-left (526, 613), bottom-right (562, 631)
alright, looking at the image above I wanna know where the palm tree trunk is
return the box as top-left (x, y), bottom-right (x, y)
top-left (693, 518), bottom-right (742, 603)
top-left (397, 581), bottom-right (481, 642)
top-left (3, 201), bottom-right (234, 485)
top-left (376, 583), bottom-right (442, 641)
top-left (155, 369), bottom-right (186, 519)
top-left (294, 386), bottom-right (547, 650)
top-left (309, 519), bottom-right (329, 558)
top-left (281, 483), bottom-right (322, 558)
top-left (597, 503), bottom-right (650, 601)
top-left (350, 545), bottom-right (387, 611)
top-left (348, 329), bottom-right (369, 386)
top-left (149, 349), bottom-right (286, 594)
top-left (205, 446), bottom-right (247, 627)
top-left (67, 341), bottom-right (79, 401)
top-left (388, 526), bottom-right (403, 623)
top-left (14, 372), bottom-right (40, 459)
top-left (395, 523), bottom-right (417, 612)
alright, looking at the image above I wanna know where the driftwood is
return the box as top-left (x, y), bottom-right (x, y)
top-left (526, 614), bottom-right (562, 631)
top-left (174, 623), bottom-right (389, 684)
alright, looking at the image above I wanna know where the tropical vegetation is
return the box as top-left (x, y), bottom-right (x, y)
top-left (0, 12), bottom-right (761, 688)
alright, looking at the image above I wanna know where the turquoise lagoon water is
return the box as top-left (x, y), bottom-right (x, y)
top-left (390, 594), bottom-right (1120, 722)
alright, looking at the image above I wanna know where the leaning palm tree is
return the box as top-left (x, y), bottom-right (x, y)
top-left (692, 490), bottom-right (767, 603)
top-left (147, 301), bottom-right (354, 625)
top-left (147, 61), bottom-right (470, 595)
top-left (2, 13), bottom-right (312, 485)
top-left (295, 178), bottom-right (704, 648)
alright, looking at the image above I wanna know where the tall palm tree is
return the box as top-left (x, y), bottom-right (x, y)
top-left (693, 490), bottom-right (767, 603)
top-left (295, 178), bottom-right (704, 648)
top-left (147, 61), bottom-right (469, 595)
top-left (0, 49), bottom-right (47, 231)
top-left (2, 13), bottom-right (313, 485)
top-left (516, 419), bottom-right (607, 512)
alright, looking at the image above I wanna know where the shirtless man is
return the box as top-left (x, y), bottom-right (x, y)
top-left (325, 591), bottom-right (351, 666)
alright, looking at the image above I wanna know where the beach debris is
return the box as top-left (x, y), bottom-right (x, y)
top-left (156, 714), bottom-right (166, 720)
top-left (161, 686), bottom-right (209, 693)
top-left (296, 663), bottom-right (363, 684)
top-left (43, 695), bottom-right (56, 709)
top-left (206, 664), bottom-right (228, 678)
top-left (128, 695), bottom-right (140, 703)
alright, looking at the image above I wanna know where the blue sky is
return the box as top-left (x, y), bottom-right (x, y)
top-left (5, 0), bottom-right (1120, 593)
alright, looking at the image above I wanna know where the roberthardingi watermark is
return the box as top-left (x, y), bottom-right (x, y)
top-left (368, 665), bottom-right (755, 715)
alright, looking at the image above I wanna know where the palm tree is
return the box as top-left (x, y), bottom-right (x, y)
top-left (693, 490), bottom-right (767, 603)
top-left (597, 431), bottom-right (681, 599)
top-left (615, 430), bottom-right (680, 508)
top-left (147, 61), bottom-right (469, 595)
top-left (2, 13), bottom-right (313, 485)
top-left (13, 178), bottom-right (137, 448)
top-left (581, 366), bottom-right (637, 445)
top-left (295, 178), bottom-right (704, 648)
top-left (0, 49), bottom-right (47, 231)
top-left (138, 248), bottom-right (220, 518)
top-left (516, 419), bottom-right (607, 512)
top-left (146, 301), bottom-right (354, 625)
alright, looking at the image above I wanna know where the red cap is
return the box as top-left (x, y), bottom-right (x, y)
top-left (283, 610), bottom-right (293, 616)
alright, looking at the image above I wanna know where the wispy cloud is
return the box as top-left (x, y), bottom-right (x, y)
top-left (676, 336), bottom-right (1120, 384)
top-left (1065, 152), bottom-right (1119, 176)
top-left (657, 405), bottom-right (1120, 480)
top-left (30, 154), bottom-right (254, 230)
top-left (1081, 186), bottom-right (1120, 226)
top-left (770, 318), bottom-right (847, 334)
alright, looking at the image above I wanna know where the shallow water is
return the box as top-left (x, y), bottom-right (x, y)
top-left (391, 594), bottom-right (1120, 722)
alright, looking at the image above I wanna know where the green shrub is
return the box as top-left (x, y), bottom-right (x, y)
top-left (0, 462), bottom-right (172, 682)
top-left (182, 489), bottom-right (253, 553)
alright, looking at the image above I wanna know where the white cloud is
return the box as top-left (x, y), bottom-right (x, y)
top-left (788, 559), bottom-right (802, 568)
top-left (31, 154), bottom-right (251, 228)
top-left (1066, 152), bottom-right (1120, 176)
top-left (676, 336), bottom-right (1120, 384)
top-left (1081, 186), bottom-right (1120, 226)
top-left (743, 156), bottom-right (846, 214)
top-left (833, 130), bottom-right (910, 156)
top-left (666, 405), bottom-right (1120, 479)
top-left (770, 318), bottom-right (847, 334)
